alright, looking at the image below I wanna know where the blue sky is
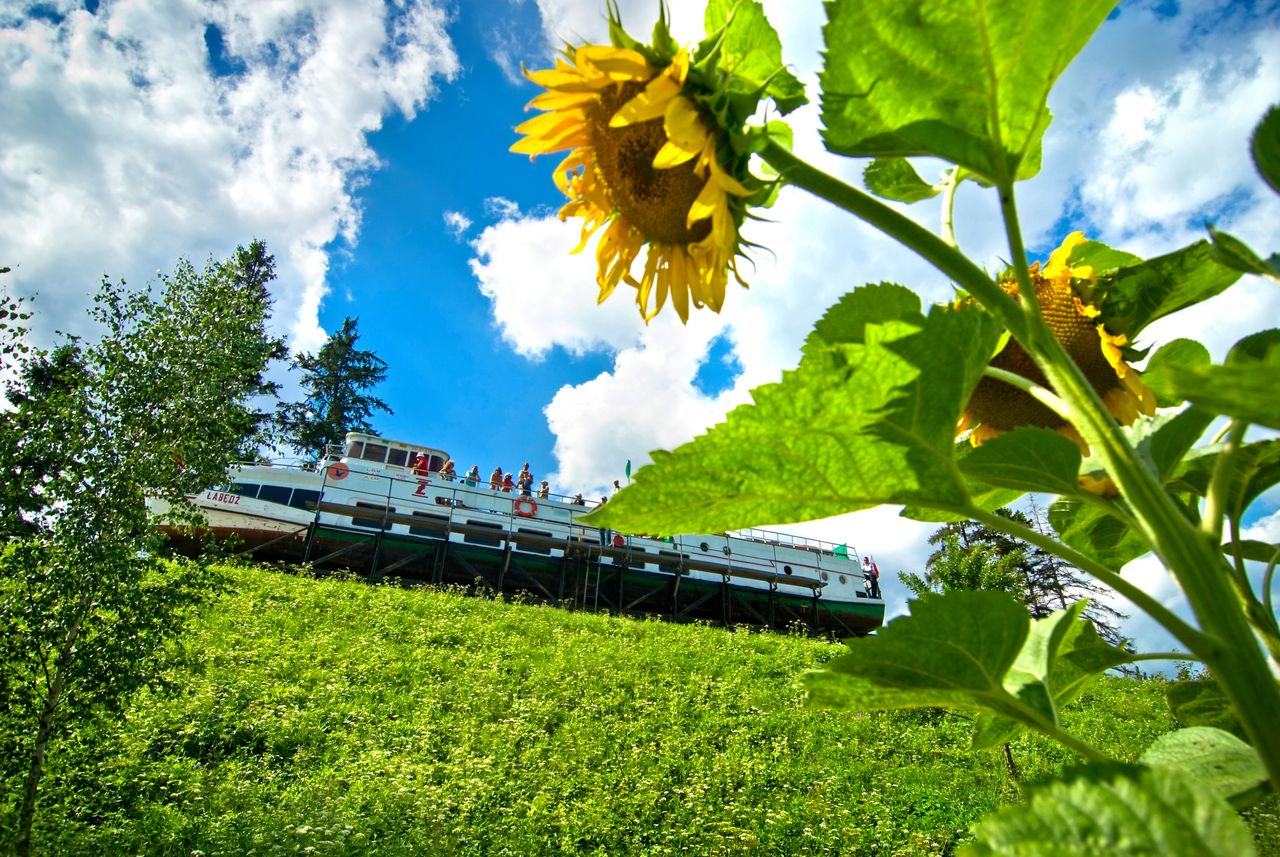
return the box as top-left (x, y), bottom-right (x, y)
top-left (2, 0), bottom-right (1278, 652)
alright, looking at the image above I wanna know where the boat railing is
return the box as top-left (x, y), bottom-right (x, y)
top-left (226, 460), bottom-right (861, 568)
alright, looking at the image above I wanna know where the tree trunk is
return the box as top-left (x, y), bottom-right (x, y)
top-left (15, 669), bottom-right (66, 857)
top-left (1002, 742), bottom-right (1022, 782)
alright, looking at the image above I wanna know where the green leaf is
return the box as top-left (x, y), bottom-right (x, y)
top-left (1142, 340), bottom-right (1211, 409)
top-left (1208, 226), bottom-right (1280, 281)
top-left (819, 0), bottom-right (1114, 185)
top-left (1169, 439), bottom-right (1280, 521)
top-left (1147, 331), bottom-right (1280, 431)
top-left (1224, 539), bottom-right (1279, 565)
top-left (1067, 239), bottom-right (1142, 277)
top-left (1143, 407), bottom-right (1214, 482)
top-left (592, 285), bottom-right (1001, 535)
top-left (962, 764), bottom-right (1256, 856)
top-left (1049, 495), bottom-right (1148, 569)
top-left (973, 603), bottom-right (1134, 749)
top-left (1098, 241), bottom-right (1242, 340)
top-left (1167, 679), bottom-right (1249, 742)
top-left (1140, 727), bottom-right (1267, 804)
top-left (862, 157), bottom-right (940, 203)
top-left (958, 427), bottom-right (1082, 496)
top-left (1252, 104), bottom-right (1280, 196)
top-left (704, 0), bottom-right (806, 115)
top-left (806, 591), bottom-right (1031, 714)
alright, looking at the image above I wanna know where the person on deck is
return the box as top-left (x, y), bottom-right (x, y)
top-left (489, 467), bottom-right (503, 491)
top-left (464, 466), bottom-right (480, 487)
top-left (412, 454), bottom-right (430, 477)
top-left (572, 492), bottom-right (585, 506)
top-left (862, 557), bottom-right (875, 598)
top-left (502, 472), bottom-right (515, 493)
top-left (439, 459), bottom-right (457, 481)
top-left (611, 479), bottom-right (622, 498)
top-left (537, 480), bottom-right (550, 499)
top-left (518, 469), bottom-right (533, 497)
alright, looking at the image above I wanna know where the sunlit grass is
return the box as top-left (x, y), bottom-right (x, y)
top-left (11, 564), bottom-right (1278, 855)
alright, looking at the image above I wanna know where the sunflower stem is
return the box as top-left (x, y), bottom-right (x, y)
top-left (1203, 420), bottom-right (1246, 544)
top-left (940, 168), bottom-right (960, 248)
top-left (992, 182), bottom-right (1280, 790)
top-left (758, 141), bottom-right (1028, 340)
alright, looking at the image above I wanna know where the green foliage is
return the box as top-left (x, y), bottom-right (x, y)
top-left (964, 763), bottom-right (1256, 856)
top-left (863, 157), bottom-right (941, 203)
top-left (806, 593), bottom-right (1133, 749)
top-left (900, 533), bottom-right (1025, 599)
top-left (592, 284), bottom-right (1001, 534)
top-left (0, 244), bottom-right (281, 853)
top-left (1166, 680), bottom-right (1248, 743)
top-left (276, 316), bottom-right (393, 458)
top-left (1093, 240), bottom-right (1242, 340)
top-left (702, 0), bottom-right (806, 115)
top-left (1140, 727), bottom-right (1267, 805)
top-left (1252, 104), bottom-right (1280, 196)
top-left (820, 0), bottom-right (1114, 185)
top-left (1208, 226), bottom-right (1280, 281)
top-left (958, 428), bottom-right (1083, 496)
top-left (1145, 331), bottom-right (1280, 431)
top-left (1142, 340), bottom-right (1211, 408)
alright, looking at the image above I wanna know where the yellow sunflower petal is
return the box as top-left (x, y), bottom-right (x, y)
top-left (1044, 231), bottom-right (1088, 279)
top-left (573, 45), bottom-right (651, 80)
top-left (610, 75), bottom-right (681, 127)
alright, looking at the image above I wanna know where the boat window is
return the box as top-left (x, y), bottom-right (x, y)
top-left (515, 528), bottom-right (553, 555)
top-left (231, 482), bottom-right (260, 498)
top-left (409, 511), bottom-right (449, 537)
top-left (288, 489), bottom-right (320, 511)
top-left (352, 502), bottom-right (392, 530)
top-left (428, 454), bottom-right (446, 472)
top-left (360, 443), bottom-right (388, 463)
top-left (257, 484), bottom-right (292, 505)
top-left (463, 519), bottom-right (503, 547)
top-left (628, 546), bottom-right (648, 570)
top-left (658, 550), bottom-right (683, 573)
top-left (387, 448), bottom-right (408, 468)
top-left (346, 441), bottom-right (364, 459)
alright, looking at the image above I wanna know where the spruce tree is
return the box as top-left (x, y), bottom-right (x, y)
top-left (276, 316), bottom-right (392, 458)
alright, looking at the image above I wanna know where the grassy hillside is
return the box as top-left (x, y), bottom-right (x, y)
top-left (10, 564), bottom-right (1278, 855)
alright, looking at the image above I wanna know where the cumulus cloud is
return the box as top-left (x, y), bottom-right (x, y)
top-left (443, 210), bottom-right (473, 239)
top-left (0, 1), bottom-right (459, 353)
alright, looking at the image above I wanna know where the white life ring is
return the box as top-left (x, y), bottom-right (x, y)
top-left (513, 497), bottom-right (538, 518)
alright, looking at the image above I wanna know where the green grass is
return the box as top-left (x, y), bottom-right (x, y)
top-left (10, 564), bottom-right (1279, 855)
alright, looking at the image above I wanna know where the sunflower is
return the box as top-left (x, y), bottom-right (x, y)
top-left (959, 232), bottom-right (1156, 449)
top-left (512, 39), bottom-right (752, 323)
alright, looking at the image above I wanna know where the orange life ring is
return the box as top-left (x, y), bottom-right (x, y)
top-left (513, 497), bottom-right (537, 518)
top-left (327, 462), bottom-right (349, 481)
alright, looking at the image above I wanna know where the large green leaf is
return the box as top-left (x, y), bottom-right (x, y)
top-left (1166, 679), bottom-right (1248, 742)
top-left (1142, 340), bottom-right (1211, 409)
top-left (704, 0), bottom-right (806, 115)
top-left (1208, 226), bottom-right (1280, 281)
top-left (805, 591), bottom-right (1031, 714)
top-left (862, 157), bottom-right (940, 203)
top-left (1146, 330), bottom-right (1280, 431)
top-left (1252, 104), bottom-right (1280, 195)
top-left (1098, 241), bottom-right (1242, 340)
top-left (958, 427), bottom-right (1082, 496)
top-left (1140, 727), bottom-right (1267, 805)
top-left (819, 0), bottom-right (1115, 185)
top-left (1048, 496), bottom-right (1148, 569)
top-left (593, 285), bottom-right (1001, 535)
top-left (972, 603), bottom-right (1134, 749)
top-left (963, 764), bottom-right (1256, 856)
top-left (1168, 439), bottom-right (1280, 524)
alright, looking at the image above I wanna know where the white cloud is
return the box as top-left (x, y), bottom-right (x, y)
top-left (0, 1), bottom-right (459, 353)
top-left (474, 1), bottom-right (1280, 656)
top-left (443, 209), bottom-right (473, 239)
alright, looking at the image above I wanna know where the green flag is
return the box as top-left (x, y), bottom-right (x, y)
top-left (625, 459), bottom-right (631, 480)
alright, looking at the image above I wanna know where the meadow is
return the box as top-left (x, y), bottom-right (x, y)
top-left (7, 564), bottom-right (1278, 856)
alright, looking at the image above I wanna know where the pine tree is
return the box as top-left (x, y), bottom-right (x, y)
top-left (276, 317), bottom-right (392, 458)
top-left (910, 505), bottom-right (1129, 647)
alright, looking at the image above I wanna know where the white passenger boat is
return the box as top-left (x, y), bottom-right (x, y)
top-left (151, 432), bottom-right (885, 635)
